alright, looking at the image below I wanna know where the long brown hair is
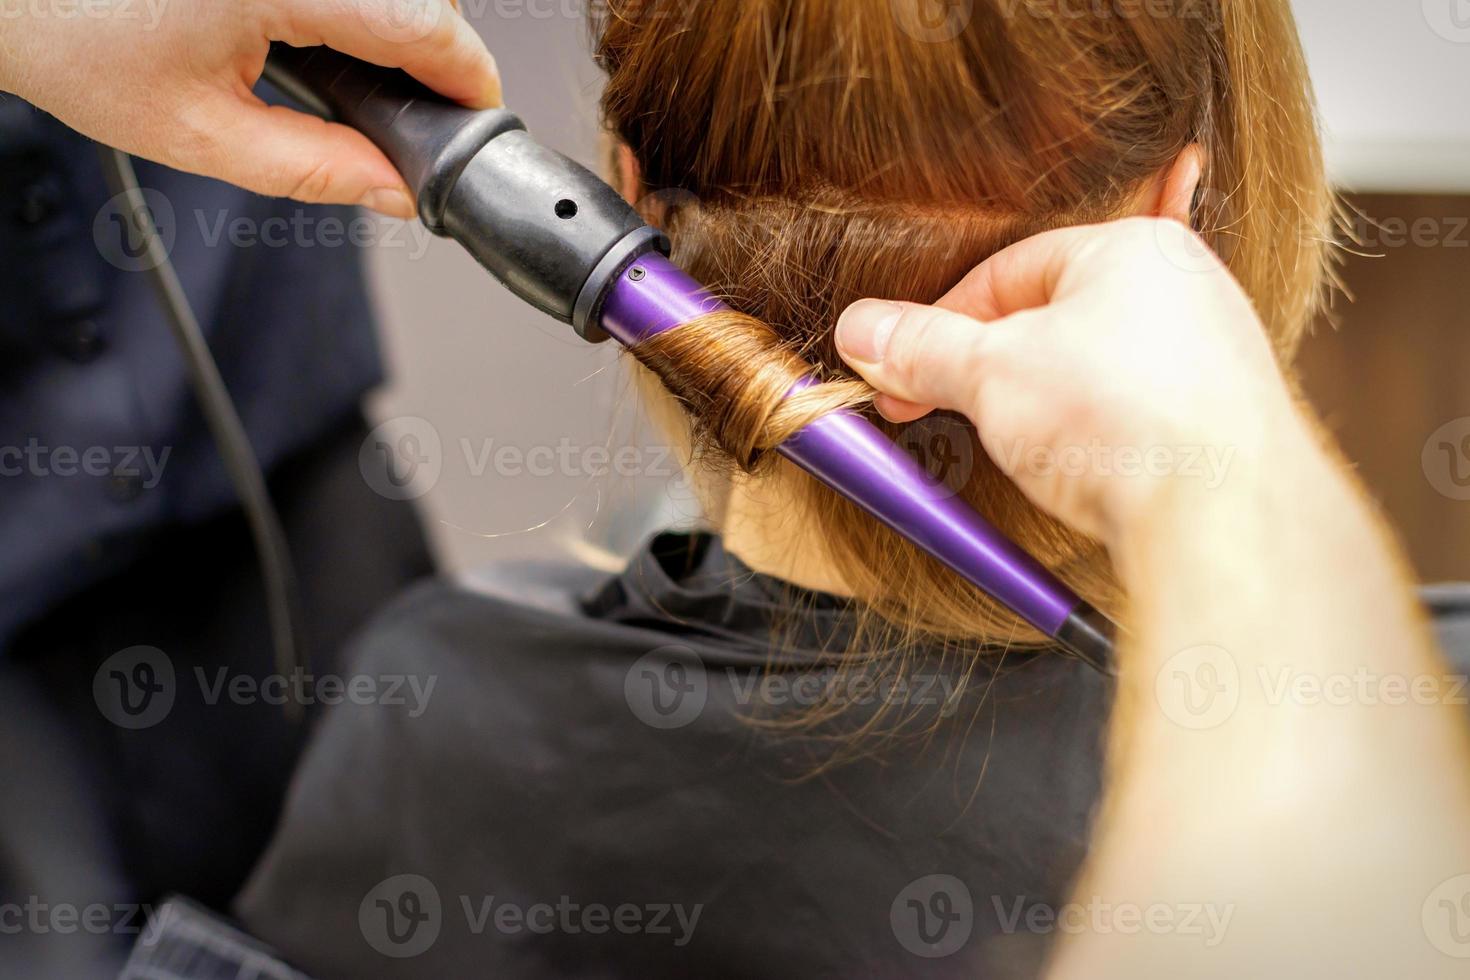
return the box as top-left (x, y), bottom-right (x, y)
top-left (594, 0), bottom-right (1335, 659)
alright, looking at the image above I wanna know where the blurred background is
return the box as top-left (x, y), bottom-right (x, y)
top-left (365, 0), bottom-right (1469, 583)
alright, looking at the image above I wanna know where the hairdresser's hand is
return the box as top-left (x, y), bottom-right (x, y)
top-left (0, 0), bottom-right (499, 217)
top-left (835, 217), bottom-right (1306, 544)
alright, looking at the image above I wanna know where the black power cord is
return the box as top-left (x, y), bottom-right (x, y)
top-left (97, 146), bottom-right (306, 722)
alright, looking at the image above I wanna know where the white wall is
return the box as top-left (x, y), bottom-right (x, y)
top-left (1293, 0), bottom-right (1470, 192)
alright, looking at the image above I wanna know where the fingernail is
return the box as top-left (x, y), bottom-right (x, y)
top-left (836, 301), bottom-right (902, 364)
top-left (361, 187), bottom-right (416, 219)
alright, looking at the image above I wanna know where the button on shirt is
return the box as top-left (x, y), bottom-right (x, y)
top-left (0, 94), bottom-right (383, 642)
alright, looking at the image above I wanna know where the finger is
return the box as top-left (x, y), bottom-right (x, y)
top-left (834, 299), bottom-right (1013, 413)
top-left (271, 0), bottom-right (501, 108)
top-left (203, 96), bottom-right (416, 215)
top-left (873, 393), bottom-right (934, 424)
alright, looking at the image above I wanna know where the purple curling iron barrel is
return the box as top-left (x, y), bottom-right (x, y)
top-left (263, 45), bottom-right (1117, 665)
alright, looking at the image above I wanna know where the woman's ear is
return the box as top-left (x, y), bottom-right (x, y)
top-left (1150, 143), bottom-right (1205, 224)
top-left (615, 142), bottom-right (643, 206)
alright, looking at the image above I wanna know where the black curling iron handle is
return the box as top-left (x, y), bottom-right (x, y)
top-left (261, 43), bottom-right (667, 337)
top-left (261, 43), bottom-right (523, 233)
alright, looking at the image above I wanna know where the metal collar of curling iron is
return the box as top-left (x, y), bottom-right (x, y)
top-left (572, 226), bottom-right (671, 342)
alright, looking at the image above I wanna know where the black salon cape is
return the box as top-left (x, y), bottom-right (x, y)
top-left (234, 532), bottom-right (1470, 979)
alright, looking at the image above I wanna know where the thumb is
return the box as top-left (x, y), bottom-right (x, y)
top-left (194, 95), bottom-right (416, 217)
top-left (835, 299), bottom-right (1010, 416)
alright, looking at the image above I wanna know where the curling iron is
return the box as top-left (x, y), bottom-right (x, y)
top-left (262, 44), bottom-right (1118, 665)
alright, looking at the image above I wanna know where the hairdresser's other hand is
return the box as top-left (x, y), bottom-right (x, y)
top-left (835, 217), bottom-right (1307, 544)
top-left (0, 0), bottom-right (500, 218)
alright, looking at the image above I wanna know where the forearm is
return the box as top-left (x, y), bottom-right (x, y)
top-left (1051, 405), bottom-right (1470, 976)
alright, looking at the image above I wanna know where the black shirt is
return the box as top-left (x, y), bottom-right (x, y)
top-left (235, 532), bottom-right (1470, 978)
top-left (0, 95), bottom-right (381, 642)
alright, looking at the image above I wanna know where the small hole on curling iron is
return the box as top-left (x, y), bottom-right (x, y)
top-left (555, 199), bottom-right (578, 219)
top-left (628, 266), bottom-right (646, 281)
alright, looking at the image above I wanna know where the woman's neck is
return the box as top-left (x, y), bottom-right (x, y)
top-left (718, 472), bottom-right (854, 598)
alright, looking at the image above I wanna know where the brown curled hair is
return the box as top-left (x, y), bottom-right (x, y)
top-left (593, 0), bottom-right (1336, 697)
